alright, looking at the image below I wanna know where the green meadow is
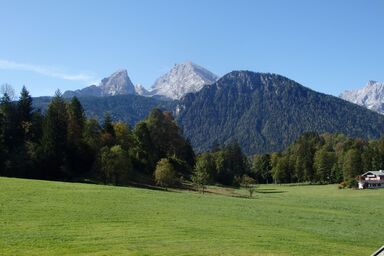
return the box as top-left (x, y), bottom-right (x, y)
top-left (0, 177), bottom-right (383, 256)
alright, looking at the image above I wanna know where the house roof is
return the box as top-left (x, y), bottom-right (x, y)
top-left (362, 171), bottom-right (384, 177)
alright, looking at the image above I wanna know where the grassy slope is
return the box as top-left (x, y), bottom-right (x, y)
top-left (0, 177), bottom-right (383, 256)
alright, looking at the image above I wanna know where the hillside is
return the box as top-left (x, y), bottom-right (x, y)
top-left (1, 177), bottom-right (383, 255)
top-left (176, 71), bottom-right (384, 154)
top-left (33, 94), bottom-right (173, 126)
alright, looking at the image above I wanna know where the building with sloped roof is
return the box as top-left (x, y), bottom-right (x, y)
top-left (358, 170), bottom-right (384, 189)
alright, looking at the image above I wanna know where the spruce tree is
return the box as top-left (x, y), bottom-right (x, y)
top-left (67, 97), bottom-right (91, 177)
top-left (18, 86), bottom-right (33, 124)
top-left (41, 90), bottom-right (69, 179)
top-left (67, 97), bottom-right (85, 147)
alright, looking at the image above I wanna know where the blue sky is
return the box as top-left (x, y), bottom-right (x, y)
top-left (0, 0), bottom-right (383, 97)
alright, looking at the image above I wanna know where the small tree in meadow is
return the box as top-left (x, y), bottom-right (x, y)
top-left (154, 158), bottom-right (177, 190)
top-left (192, 159), bottom-right (210, 193)
top-left (241, 175), bottom-right (257, 198)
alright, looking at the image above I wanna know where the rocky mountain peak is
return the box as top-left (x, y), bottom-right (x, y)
top-left (150, 61), bottom-right (218, 100)
top-left (367, 80), bottom-right (379, 86)
top-left (340, 80), bottom-right (384, 114)
top-left (100, 69), bottom-right (135, 96)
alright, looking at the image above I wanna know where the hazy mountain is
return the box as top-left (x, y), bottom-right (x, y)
top-left (62, 85), bottom-right (102, 98)
top-left (63, 69), bottom-right (136, 98)
top-left (176, 71), bottom-right (384, 154)
top-left (340, 81), bottom-right (384, 114)
top-left (33, 94), bottom-right (171, 126)
top-left (150, 62), bottom-right (218, 100)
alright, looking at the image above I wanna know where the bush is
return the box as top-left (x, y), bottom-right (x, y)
top-left (338, 181), bottom-right (348, 189)
top-left (348, 179), bottom-right (358, 189)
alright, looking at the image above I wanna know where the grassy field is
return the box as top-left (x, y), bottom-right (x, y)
top-left (0, 177), bottom-right (383, 255)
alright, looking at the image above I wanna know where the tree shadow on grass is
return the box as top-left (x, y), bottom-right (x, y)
top-left (196, 189), bottom-right (259, 199)
top-left (255, 188), bottom-right (287, 194)
top-left (127, 181), bottom-right (183, 193)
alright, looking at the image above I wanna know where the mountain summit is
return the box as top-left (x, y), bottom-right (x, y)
top-left (340, 81), bottom-right (384, 114)
top-left (63, 69), bottom-right (136, 98)
top-left (150, 62), bottom-right (218, 100)
top-left (99, 69), bottom-right (135, 96)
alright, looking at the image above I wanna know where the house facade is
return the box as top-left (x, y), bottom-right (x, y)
top-left (358, 170), bottom-right (384, 189)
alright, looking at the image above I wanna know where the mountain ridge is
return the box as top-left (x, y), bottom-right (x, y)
top-left (63, 62), bottom-right (218, 100)
top-left (63, 69), bottom-right (136, 98)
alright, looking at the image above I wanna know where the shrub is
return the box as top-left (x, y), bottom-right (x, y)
top-left (338, 181), bottom-right (348, 189)
top-left (348, 179), bottom-right (358, 189)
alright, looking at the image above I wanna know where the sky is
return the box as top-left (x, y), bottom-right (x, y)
top-left (0, 0), bottom-right (383, 97)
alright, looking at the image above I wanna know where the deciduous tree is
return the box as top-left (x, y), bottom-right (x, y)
top-left (154, 158), bottom-right (177, 190)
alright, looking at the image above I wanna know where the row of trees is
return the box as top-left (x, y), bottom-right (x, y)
top-left (0, 87), bottom-right (196, 187)
top-left (251, 132), bottom-right (384, 184)
top-left (1, 86), bottom-right (253, 190)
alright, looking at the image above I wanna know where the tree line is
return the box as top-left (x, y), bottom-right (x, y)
top-left (0, 87), bottom-right (251, 190)
top-left (251, 132), bottom-right (384, 186)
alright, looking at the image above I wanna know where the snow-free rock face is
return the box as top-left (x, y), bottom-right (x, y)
top-left (340, 81), bottom-right (384, 114)
top-left (62, 63), bottom-right (218, 100)
top-left (63, 69), bottom-right (136, 98)
top-left (150, 62), bottom-right (218, 100)
top-left (100, 69), bottom-right (135, 96)
top-left (134, 84), bottom-right (150, 96)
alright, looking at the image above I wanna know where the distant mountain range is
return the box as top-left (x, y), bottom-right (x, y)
top-left (340, 81), bottom-right (384, 114)
top-left (63, 62), bottom-right (218, 100)
top-left (34, 65), bottom-right (384, 155)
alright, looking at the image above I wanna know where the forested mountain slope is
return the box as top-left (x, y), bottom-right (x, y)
top-left (176, 71), bottom-right (384, 154)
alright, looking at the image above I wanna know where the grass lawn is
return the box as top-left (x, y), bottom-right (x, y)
top-left (0, 177), bottom-right (383, 255)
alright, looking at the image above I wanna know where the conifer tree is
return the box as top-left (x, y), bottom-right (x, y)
top-left (41, 90), bottom-right (69, 179)
top-left (67, 97), bottom-right (85, 146)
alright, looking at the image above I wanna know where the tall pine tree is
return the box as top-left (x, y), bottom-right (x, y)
top-left (41, 90), bottom-right (69, 179)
